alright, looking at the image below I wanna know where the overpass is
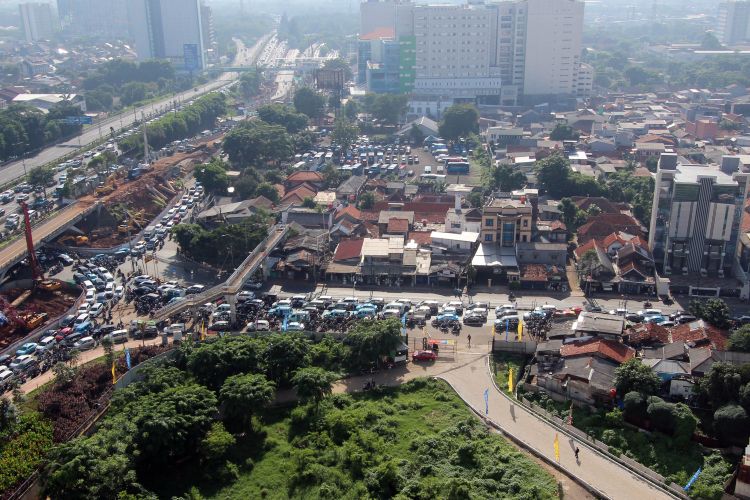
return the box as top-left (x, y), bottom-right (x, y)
top-left (0, 201), bottom-right (102, 277)
top-left (152, 224), bottom-right (290, 322)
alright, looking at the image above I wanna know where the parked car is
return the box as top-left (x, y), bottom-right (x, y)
top-left (16, 343), bottom-right (38, 356)
top-left (9, 355), bottom-right (37, 373)
top-left (36, 336), bottom-right (57, 353)
top-left (73, 336), bottom-right (96, 351)
top-left (245, 319), bottom-right (270, 332)
top-left (463, 314), bottom-right (486, 325)
top-left (107, 329), bottom-right (129, 344)
top-left (412, 350), bottom-right (438, 361)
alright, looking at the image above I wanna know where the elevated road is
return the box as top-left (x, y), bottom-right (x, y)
top-left (0, 33), bottom-right (273, 187)
top-left (0, 201), bottom-right (100, 276)
top-left (153, 224), bottom-right (289, 321)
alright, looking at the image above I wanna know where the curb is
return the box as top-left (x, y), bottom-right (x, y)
top-left (435, 370), bottom-right (609, 500)
top-left (482, 357), bottom-right (683, 500)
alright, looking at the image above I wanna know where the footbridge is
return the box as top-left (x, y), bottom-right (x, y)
top-left (152, 224), bottom-right (290, 322)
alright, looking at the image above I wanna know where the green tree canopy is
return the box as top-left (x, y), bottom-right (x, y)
top-left (263, 333), bottom-right (310, 386)
top-left (728, 325), bottom-right (750, 352)
top-left (549, 123), bottom-right (580, 141)
top-left (367, 94), bottom-right (408, 125)
top-left (220, 373), bottom-right (275, 431)
top-left (194, 157), bottom-right (229, 195)
top-left (614, 359), bottom-right (661, 396)
top-left (332, 117), bottom-right (359, 152)
top-left (344, 319), bottom-right (403, 371)
top-left (257, 103), bottom-right (309, 133)
top-left (222, 120), bottom-right (293, 167)
top-left (438, 104), bottom-right (479, 140)
top-left (293, 87), bottom-right (326, 119)
top-left (292, 367), bottom-right (336, 410)
top-left (689, 298), bottom-right (731, 329)
top-left (28, 165), bottom-right (54, 187)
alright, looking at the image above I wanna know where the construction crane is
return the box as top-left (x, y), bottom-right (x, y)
top-left (19, 201), bottom-right (42, 282)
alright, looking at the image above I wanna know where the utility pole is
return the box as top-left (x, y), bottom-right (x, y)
top-left (141, 112), bottom-right (149, 163)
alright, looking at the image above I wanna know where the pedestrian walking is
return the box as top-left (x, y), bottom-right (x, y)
top-left (467, 334), bottom-right (472, 347)
top-left (574, 447), bottom-right (580, 461)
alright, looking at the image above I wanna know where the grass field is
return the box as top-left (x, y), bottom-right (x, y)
top-left (150, 378), bottom-right (559, 499)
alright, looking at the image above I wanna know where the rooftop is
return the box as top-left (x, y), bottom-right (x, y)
top-left (673, 164), bottom-right (737, 186)
top-left (572, 312), bottom-right (625, 336)
top-left (560, 338), bottom-right (635, 364)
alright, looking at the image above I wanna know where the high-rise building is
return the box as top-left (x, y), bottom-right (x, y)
top-left (19, 2), bottom-right (56, 43)
top-left (648, 153), bottom-right (750, 294)
top-left (718, 1), bottom-right (750, 45)
top-left (128, 0), bottom-right (205, 70)
top-left (358, 0), bottom-right (586, 104)
top-left (57, 0), bottom-right (129, 39)
top-left (200, 3), bottom-right (217, 62)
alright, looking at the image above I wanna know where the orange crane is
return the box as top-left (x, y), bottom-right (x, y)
top-left (19, 201), bottom-right (42, 282)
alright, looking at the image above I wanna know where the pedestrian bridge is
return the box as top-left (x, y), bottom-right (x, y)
top-left (151, 224), bottom-right (290, 321)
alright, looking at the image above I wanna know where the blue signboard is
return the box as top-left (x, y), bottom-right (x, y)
top-left (63, 115), bottom-right (93, 125)
top-left (183, 43), bottom-right (200, 71)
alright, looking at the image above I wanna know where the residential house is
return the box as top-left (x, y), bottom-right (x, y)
top-left (377, 210), bottom-right (414, 234)
top-left (336, 175), bottom-right (366, 201)
top-left (325, 238), bottom-right (364, 284)
top-left (397, 116), bottom-right (439, 138)
top-left (429, 231), bottom-right (479, 254)
top-left (534, 220), bottom-right (567, 243)
top-left (280, 184), bottom-right (318, 206)
top-left (560, 338), bottom-right (635, 364)
top-left (577, 213), bottom-right (643, 244)
top-left (445, 206), bottom-right (482, 234)
top-left (285, 171), bottom-right (325, 190)
top-left (480, 197), bottom-right (533, 245)
top-left (571, 312), bottom-right (625, 341)
top-left (533, 356), bottom-right (619, 405)
top-left (360, 237), bottom-right (405, 286)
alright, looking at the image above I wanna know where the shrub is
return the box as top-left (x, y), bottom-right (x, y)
top-left (713, 404), bottom-right (750, 445)
top-left (647, 399), bottom-right (676, 435)
top-left (623, 391), bottom-right (647, 420)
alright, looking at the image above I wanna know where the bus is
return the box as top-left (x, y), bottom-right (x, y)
top-left (446, 162), bottom-right (470, 174)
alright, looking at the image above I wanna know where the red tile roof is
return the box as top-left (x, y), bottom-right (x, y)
top-left (574, 239), bottom-right (600, 260)
top-left (407, 231), bottom-right (432, 246)
top-left (286, 171), bottom-right (324, 184)
top-left (335, 205), bottom-right (362, 222)
top-left (281, 184), bottom-right (317, 204)
top-left (626, 323), bottom-right (670, 344)
top-left (560, 338), bottom-right (636, 364)
top-left (360, 27), bottom-right (395, 40)
top-left (577, 214), bottom-right (642, 244)
top-left (549, 220), bottom-right (567, 231)
top-left (333, 238), bottom-right (364, 262)
top-left (572, 197), bottom-right (620, 214)
top-left (669, 320), bottom-right (729, 350)
top-left (387, 218), bottom-right (409, 233)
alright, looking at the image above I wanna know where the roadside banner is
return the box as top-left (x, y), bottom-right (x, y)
top-left (111, 360), bottom-right (116, 385)
top-left (508, 367), bottom-right (514, 393)
top-left (517, 319), bottom-right (523, 341)
top-left (553, 433), bottom-right (560, 462)
top-left (483, 388), bottom-right (489, 414)
top-left (125, 348), bottom-right (131, 370)
top-left (684, 468), bottom-right (702, 491)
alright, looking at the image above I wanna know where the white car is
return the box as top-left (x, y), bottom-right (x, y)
top-left (114, 285), bottom-right (124, 300)
top-left (85, 290), bottom-right (95, 304)
top-left (36, 336), bottom-right (57, 353)
top-left (89, 302), bottom-right (105, 318)
top-left (73, 336), bottom-right (96, 351)
top-left (245, 319), bottom-right (270, 332)
top-left (77, 303), bottom-right (91, 315)
top-left (286, 322), bottom-right (305, 331)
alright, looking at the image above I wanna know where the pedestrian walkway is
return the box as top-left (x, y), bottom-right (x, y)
top-left (438, 355), bottom-right (676, 500)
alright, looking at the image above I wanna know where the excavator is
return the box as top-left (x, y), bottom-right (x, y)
top-left (59, 235), bottom-right (90, 246)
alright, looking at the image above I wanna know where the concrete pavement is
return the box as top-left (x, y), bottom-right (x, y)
top-left (438, 353), bottom-right (676, 500)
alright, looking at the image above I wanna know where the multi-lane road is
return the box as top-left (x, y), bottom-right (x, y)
top-left (0, 34), bottom-right (272, 188)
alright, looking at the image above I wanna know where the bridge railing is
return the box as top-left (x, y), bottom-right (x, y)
top-left (153, 224), bottom-right (288, 320)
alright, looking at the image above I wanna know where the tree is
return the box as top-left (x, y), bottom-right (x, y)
top-left (408, 124), bottom-right (425, 145)
top-left (263, 334), bottom-right (310, 386)
top-left (332, 117), bottom-right (359, 153)
top-left (368, 94), bottom-right (408, 125)
top-left (713, 404), bottom-right (750, 444)
top-left (485, 164), bottom-right (526, 192)
top-left (614, 359), bottom-right (661, 396)
top-left (301, 197), bottom-right (316, 208)
top-left (220, 373), bottom-right (275, 431)
top-left (549, 123), bottom-right (580, 141)
top-left (558, 198), bottom-right (578, 228)
top-left (257, 103), bottom-right (308, 133)
top-left (239, 70), bottom-right (263, 99)
top-left (728, 325), bottom-right (750, 352)
top-left (322, 57), bottom-right (353, 81)
top-left (438, 104), bottom-right (479, 140)
top-left (467, 192), bottom-right (482, 208)
top-left (194, 158), bottom-right (229, 195)
top-left (222, 121), bottom-right (293, 167)
top-left (696, 362), bottom-right (744, 409)
top-left (28, 165), bottom-right (54, 187)
top-left (344, 100), bottom-right (358, 121)
top-left (292, 367), bottom-right (336, 411)
top-left (200, 422), bottom-right (235, 463)
top-left (255, 181), bottom-right (280, 203)
top-left (344, 319), bottom-right (403, 371)
top-left (358, 190), bottom-right (375, 210)
top-left (535, 153), bottom-right (571, 198)
top-left (186, 337), bottom-right (265, 389)
top-left (689, 298), bottom-right (731, 329)
top-left (293, 87), bottom-right (325, 119)
top-left (701, 32), bottom-right (723, 50)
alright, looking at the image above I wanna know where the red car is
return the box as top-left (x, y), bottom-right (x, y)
top-left (412, 350), bottom-right (437, 361)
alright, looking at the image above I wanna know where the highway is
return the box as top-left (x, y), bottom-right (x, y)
top-left (0, 33), bottom-right (272, 187)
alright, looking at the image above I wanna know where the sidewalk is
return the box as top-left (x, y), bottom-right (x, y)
top-left (438, 355), bottom-right (676, 500)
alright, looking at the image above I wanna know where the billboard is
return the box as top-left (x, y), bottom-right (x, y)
top-left (183, 43), bottom-right (201, 72)
top-left (315, 68), bottom-right (344, 91)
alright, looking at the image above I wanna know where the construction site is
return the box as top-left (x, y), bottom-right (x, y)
top-left (54, 137), bottom-right (221, 249)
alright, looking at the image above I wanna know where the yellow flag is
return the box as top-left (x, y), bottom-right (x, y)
top-left (492, 323), bottom-right (495, 336)
top-left (508, 367), bottom-right (514, 393)
top-left (517, 319), bottom-right (523, 341)
top-left (111, 360), bottom-right (116, 385)
top-left (553, 433), bottom-right (560, 462)
top-left (200, 322), bottom-right (206, 341)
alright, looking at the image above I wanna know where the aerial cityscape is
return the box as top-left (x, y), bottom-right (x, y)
top-left (0, 0), bottom-right (749, 498)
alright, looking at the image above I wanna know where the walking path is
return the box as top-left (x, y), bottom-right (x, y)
top-left (438, 353), bottom-right (676, 500)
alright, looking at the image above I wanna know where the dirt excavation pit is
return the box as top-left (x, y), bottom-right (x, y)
top-left (0, 285), bottom-right (79, 349)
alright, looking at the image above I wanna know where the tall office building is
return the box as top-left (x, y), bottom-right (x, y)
top-left (57, 0), bottom-right (129, 39)
top-left (128, 0), bottom-right (205, 70)
top-left (718, 1), bottom-right (750, 45)
top-left (200, 3), bottom-right (217, 62)
top-left (19, 2), bottom-right (56, 43)
top-left (648, 153), bottom-right (750, 294)
top-left (358, 0), bottom-right (586, 104)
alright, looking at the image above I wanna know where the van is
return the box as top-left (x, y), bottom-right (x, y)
top-left (36, 336), bottom-right (57, 353)
top-left (143, 226), bottom-right (155, 239)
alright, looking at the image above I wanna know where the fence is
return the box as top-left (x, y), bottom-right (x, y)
top-left (492, 338), bottom-right (538, 355)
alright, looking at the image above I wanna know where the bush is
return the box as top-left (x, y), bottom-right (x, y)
top-left (713, 404), bottom-right (750, 444)
top-left (623, 391), bottom-right (647, 421)
top-left (0, 412), bottom-right (53, 493)
top-left (647, 399), bottom-right (676, 435)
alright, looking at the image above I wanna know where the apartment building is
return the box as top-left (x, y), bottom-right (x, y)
top-left (57, 0), bottom-right (129, 39)
top-left (718, 1), bottom-right (750, 45)
top-left (648, 153), bottom-right (750, 296)
top-left (128, 0), bottom-right (205, 70)
top-left (358, 0), bottom-right (586, 104)
top-left (19, 2), bottom-right (56, 43)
